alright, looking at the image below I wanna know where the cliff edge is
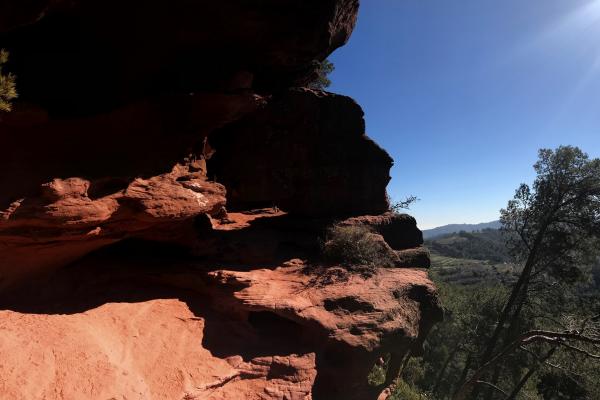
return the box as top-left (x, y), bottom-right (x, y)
top-left (0, 2), bottom-right (441, 399)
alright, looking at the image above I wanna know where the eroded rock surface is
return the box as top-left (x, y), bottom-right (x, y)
top-left (0, 252), bottom-right (440, 400)
top-left (209, 262), bottom-right (441, 399)
top-left (0, 165), bottom-right (225, 290)
top-left (0, 1), bottom-right (441, 399)
top-left (0, 298), bottom-right (317, 400)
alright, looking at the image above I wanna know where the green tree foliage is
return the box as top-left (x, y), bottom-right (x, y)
top-left (390, 146), bottom-right (600, 400)
top-left (537, 371), bottom-right (589, 400)
top-left (454, 146), bottom-right (600, 399)
top-left (391, 257), bottom-right (600, 400)
top-left (388, 379), bottom-right (428, 400)
top-left (404, 280), bottom-right (508, 398)
top-left (0, 49), bottom-right (17, 112)
top-left (501, 146), bottom-right (600, 282)
top-left (307, 59), bottom-right (335, 90)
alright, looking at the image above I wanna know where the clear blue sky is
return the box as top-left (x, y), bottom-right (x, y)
top-left (329, 0), bottom-right (600, 229)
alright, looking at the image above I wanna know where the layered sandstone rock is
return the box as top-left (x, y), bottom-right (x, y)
top-left (208, 262), bottom-right (441, 399)
top-left (0, 0), bottom-right (359, 108)
top-left (0, 296), bottom-right (318, 400)
top-left (0, 1), bottom-right (441, 399)
top-left (0, 254), bottom-right (440, 400)
top-left (0, 165), bottom-right (226, 290)
top-left (208, 89), bottom-right (393, 216)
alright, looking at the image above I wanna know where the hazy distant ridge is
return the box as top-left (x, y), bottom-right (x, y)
top-left (422, 220), bottom-right (501, 239)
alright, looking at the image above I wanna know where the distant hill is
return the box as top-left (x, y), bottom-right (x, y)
top-left (422, 220), bottom-right (501, 239)
top-left (425, 228), bottom-right (511, 263)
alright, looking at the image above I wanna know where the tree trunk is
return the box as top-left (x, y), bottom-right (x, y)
top-left (452, 354), bottom-right (474, 398)
top-left (382, 351), bottom-right (408, 389)
top-left (433, 343), bottom-right (462, 396)
top-left (505, 346), bottom-right (557, 400)
top-left (481, 280), bottom-right (530, 400)
top-left (478, 223), bottom-right (548, 370)
top-left (481, 364), bottom-right (504, 400)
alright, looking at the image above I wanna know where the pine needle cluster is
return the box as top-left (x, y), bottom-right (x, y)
top-left (0, 49), bottom-right (17, 112)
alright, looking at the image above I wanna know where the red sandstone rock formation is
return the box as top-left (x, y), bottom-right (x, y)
top-left (0, 254), bottom-right (440, 400)
top-left (208, 88), bottom-right (393, 216)
top-left (0, 1), bottom-right (441, 399)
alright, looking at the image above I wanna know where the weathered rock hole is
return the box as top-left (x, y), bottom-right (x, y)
top-left (88, 177), bottom-right (131, 199)
top-left (323, 296), bottom-right (376, 313)
top-left (248, 311), bottom-right (301, 336)
top-left (240, 311), bottom-right (314, 358)
top-left (266, 361), bottom-right (301, 380)
top-left (350, 326), bottom-right (362, 335)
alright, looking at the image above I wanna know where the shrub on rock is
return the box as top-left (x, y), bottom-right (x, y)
top-left (321, 225), bottom-right (398, 273)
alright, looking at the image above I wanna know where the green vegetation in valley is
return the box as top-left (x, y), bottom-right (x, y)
top-left (385, 258), bottom-right (600, 400)
top-left (382, 146), bottom-right (600, 400)
top-left (426, 229), bottom-right (512, 263)
top-left (430, 253), bottom-right (517, 286)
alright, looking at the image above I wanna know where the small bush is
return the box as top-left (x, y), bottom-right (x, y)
top-left (321, 225), bottom-right (397, 274)
top-left (368, 354), bottom-right (391, 387)
top-left (389, 379), bottom-right (428, 400)
top-left (388, 194), bottom-right (419, 212)
top-left (307, 59), bottom-right (335, 90)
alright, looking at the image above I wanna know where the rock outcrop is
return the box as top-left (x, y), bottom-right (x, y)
top-left (0, 254), bottom-right (440, 400)
top-left (0, 1), bottom-right (441, 399)
top-left (208, 262), bottom-right (440, 399)
top-left (0, 294), bottom-right (319, 400)
top-left (0, 165), bottom-right (226, 289)
top-left (208, 89), bottom-right (392, 216)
